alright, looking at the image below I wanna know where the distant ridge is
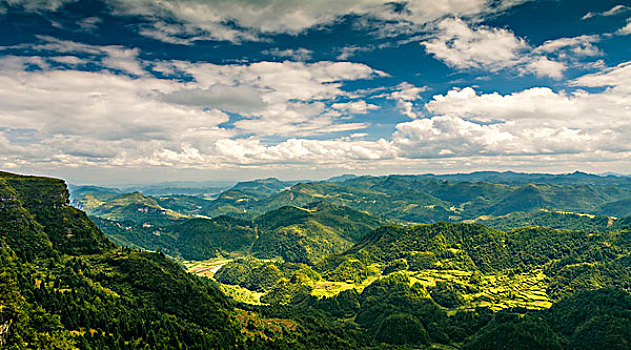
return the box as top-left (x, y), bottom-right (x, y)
top-left (327, 174), bottom-right (358, 182)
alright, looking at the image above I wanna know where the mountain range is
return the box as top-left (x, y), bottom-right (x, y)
top-left (3, 170), bottom-right (631, 349)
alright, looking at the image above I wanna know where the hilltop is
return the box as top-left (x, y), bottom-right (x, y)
top-left (94, 200), bottom-right (387, 263)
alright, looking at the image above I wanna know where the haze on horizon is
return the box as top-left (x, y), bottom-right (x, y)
top-left (0, 0), bottom-right (630, 184)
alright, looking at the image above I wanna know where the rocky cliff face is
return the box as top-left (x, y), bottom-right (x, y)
top-left (0, 171), bottom-right (239, 349)
top-left (0, 172), bottom-right (112, 258)
top-left (0, 171), bottom-right (69, 209)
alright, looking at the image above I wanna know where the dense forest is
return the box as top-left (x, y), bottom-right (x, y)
top-left (3, 171), bottom-right (631, 349)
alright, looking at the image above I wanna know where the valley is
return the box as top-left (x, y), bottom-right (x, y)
top-left (3, 170), bottom-right (631, 349)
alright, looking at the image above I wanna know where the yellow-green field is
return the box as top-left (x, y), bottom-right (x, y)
top-left (184, 257), bottom-right (553, 311)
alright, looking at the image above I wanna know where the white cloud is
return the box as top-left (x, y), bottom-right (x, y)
top-left (164, 60), bottom-right (385, 136)
top-left (393, 115), bottom-right (514, 157)
top-left (2, 36), bottom-right (147, 76)
top-left (570, 61), bottom-right (631, 92)
top-left (137, 20), bottom-right (259, 45)
top-left (77, 16), bottom-right (102, 31)
top-left (0, 62), bottom-right (235, 168)
top-left (164, 85), bottom-right (266, 114)
top-left (336, 45), bottom-right (374, 60)
top-left (102, 0), bottom-right (524, 44)
top-left (582, 5), bottom-right (631, 20)
top-left (618, 18), bottom-right (631, 35)
top-left (331, 100), bottom-right (379, 114)
top-left (0, 0), bottom-right (76, 12)
top-left (523, 56), bottom-right (566, 79)
top-left (262, 48), bottom-right (313, 61)
top-left (421, 19), bottom-right (603, 79)
top-left (421, 18), bottom-right (528, 71)
top-left (413, 63), bottom-right (631, 157)
top-left (0, 27), bottom-right (629, 174)
top-left (386, 82), bottom-right (427, 119)
top-left (0, 41), bottom-right (393, 168)
top-left (390, 82), bottom-right (427, 101)
top-left (214, 137), bottom-right (396, 164)
top-left (426, 85), bottom-right (629, 126)
top-left (532, 35), bottom-right (602, 57)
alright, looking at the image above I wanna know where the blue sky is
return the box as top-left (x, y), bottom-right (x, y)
top-left (0, 0), bottom-right (630, 184)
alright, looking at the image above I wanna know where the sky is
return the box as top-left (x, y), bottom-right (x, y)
top-left (0, 0), bottom-right (630, 185)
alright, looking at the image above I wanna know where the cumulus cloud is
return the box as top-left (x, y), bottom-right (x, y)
top-left (1, 35), bottom-right (146, 76)
top-left (92, 0), bottom-right (525, 44)
top-left (386, 82), bottom-right (427, 119)
top-left (262, 48), bottom-right (313, 61)
top-left (393, 116), bottom-right (514, 157)
top-left (422, 18), bottom-right (528, 71)
top-left (330, 100), bottom-right (379, 115)
top-left (522, 56), bottom-right (567, 79)
top-left (421, 19), bottom-right (604, 79)
top-left (426, 85), bottom-right (629, 127)
top-left (618, 18), bottom-right (631, 35)
top-left (163, 60), bottom-right (385, 136)
top-left (413, 62), bottom-right (631, 158)
top-left (0, 40), bottom-right (393, 168)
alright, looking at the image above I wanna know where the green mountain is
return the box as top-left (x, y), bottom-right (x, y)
top-left (72, 172), bottom-right (631, 226)
top-left (230, 177), bottom-right (295, 197)
top-left (211, 219), bottom-right (631, 348)
top-left (129, 185), bottom-right (227, 197)
top-left (474, 209), bottom-right (612, 231)
top-left (86, 191), bottom-right (187, 224)
top-left (318, 222), bottom-right (631, 301)
top-left (174, 216), bottom-right (257, 260)
top-left (242, 175), bottom-right (630, 223)
top-left (252, 201), bottom-right (388, 264)
top-left (4, 170), bottom-right (631, 349)
top-left (92, 215), bottom-right (257, 261)
top-left (94, 200), bottom-right (385, 263)
top-left (83, 173), bottom-right (631, 266)
top-left (153, 195), bottom-right (215, 216)
top-left (597, 197), bottom-right (631, 218)
top-left (429, 170), bottom-right (631, 187)
top-left (185, 178), bottom-right (296, 218)
top-left (68, 185), bottom-right (121, 204)
top-left (327, 174), bottom-right (358, 182)
top-left (0, 172), bottom-right (241, 348)
top-left (488, 183), bottom-right (555, 215)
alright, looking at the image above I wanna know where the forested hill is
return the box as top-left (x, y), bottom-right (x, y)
top-left (0, 171), bottom-right (245, 348)
top-left (92, 200), bottom-right (388, 263)
top-left (74, 172), bottom-right (631, 226)
top-left (4, 170), bottom-right (631, 349)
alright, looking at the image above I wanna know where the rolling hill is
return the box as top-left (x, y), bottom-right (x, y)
top-left (94, 200), bottom-right (386, 263)
top-left (4, 170), bottom-right (631, 349)
top-left (252, 201), bottom-right (388, 264)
